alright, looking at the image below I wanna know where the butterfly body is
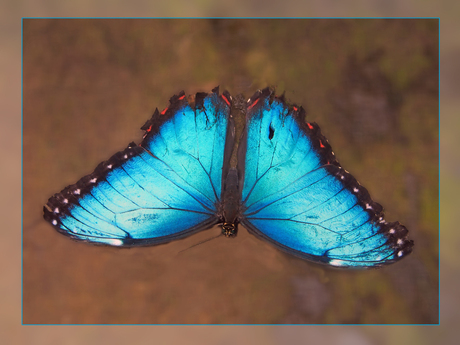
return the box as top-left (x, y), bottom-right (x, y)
top-left (44, 87), bottom-right (413, 268)
top-left (221, 168), bottom-right (240, 238)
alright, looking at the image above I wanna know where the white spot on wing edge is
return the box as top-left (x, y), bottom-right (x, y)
top-left (397, 251), bottom-right (404, 257)
top-left (90, 178), bottom-right (97, 183)
top-left (52, 220), bottom-right (57, 225)
top-left (107, 239), bottom-right (123, 246)
top-left (329, 259), bottom-right (346, 267)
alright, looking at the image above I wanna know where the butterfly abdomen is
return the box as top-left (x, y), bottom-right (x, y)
top-left (221, 168), bottom-right (240, 237)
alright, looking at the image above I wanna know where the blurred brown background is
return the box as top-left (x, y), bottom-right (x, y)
top-left (22, 18), bottom-right (437, 325)
top-left (2, 0), bottom-right (456, 343)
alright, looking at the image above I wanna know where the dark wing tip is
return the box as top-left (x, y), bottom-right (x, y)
top-left (43, 144), bottom-right (144, 225)
top-left (381, 221), bottom-right (414, 257)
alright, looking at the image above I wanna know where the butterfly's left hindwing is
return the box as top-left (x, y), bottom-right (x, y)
top-left (44, 88), bottom-right (233, 246)
top-left (238, 89), bottom-right (413, 268)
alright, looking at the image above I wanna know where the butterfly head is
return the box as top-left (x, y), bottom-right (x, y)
top-left (221, 222), bottom-right (238, 238)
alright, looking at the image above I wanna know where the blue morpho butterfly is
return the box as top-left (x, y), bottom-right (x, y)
top-left (44, 87), bottom-right (413, 268)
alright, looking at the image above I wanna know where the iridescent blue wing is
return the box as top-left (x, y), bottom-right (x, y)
top-left (44, 88), bottom-right (234, 246)
top-left (238, 88), bottom-right (413, 268)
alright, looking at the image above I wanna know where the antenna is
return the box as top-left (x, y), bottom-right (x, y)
top-left (178, 232), bottom-right (224, 254)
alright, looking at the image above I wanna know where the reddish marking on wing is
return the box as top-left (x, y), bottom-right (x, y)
top-left (327, 160), bottom-right (330, 165)
top-left (222, 94), bottom-right (231, 107)
top-left (146, 124), bottom-right (152, 133)
top-left (161, 107), bottom-right (168, 115)
top-left (178, 95), bottom-right (185, 100)
top-left (293, 106), bottom-right (298, 111)
top-left (248, 98), bottom-right (259, 110)
top-left (307, 123), bottom-right (313, 130)
top-left (319, 140), bottom-right (325, 148)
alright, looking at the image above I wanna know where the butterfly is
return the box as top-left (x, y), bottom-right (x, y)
top-left (43, 87), bottom-right (413, 268)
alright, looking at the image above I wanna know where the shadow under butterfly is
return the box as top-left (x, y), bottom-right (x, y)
top-left (43, 87), bottom-right (413, 268)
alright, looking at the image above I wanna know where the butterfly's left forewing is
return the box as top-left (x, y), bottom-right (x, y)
top-left (238, 88), bottom-right (413, 268)
top-left (44, 88), bottom-right (234, 246)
